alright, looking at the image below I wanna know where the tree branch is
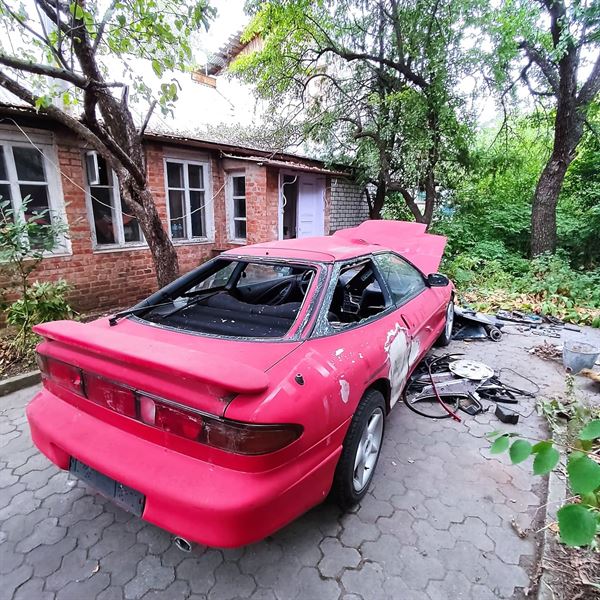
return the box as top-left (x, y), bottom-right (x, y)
top-left (518, 41), bottom-right (559, 95)
top-left (93, 0), bottom-right (118, 52)
top-left (0, 69), bottom-right (118, 168)
top-left (577, 54), bottom-right (600, 107)
top-left (0, 53), bottom-right (86, 87)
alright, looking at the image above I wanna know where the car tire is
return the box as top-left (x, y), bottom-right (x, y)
top-left (435, 300), bottom-right (454, 347)
top-left (331, 389), bottom-right (386, 510)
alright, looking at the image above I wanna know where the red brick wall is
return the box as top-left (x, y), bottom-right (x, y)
top-left (0, 129), bottom-right (333, 320)
top-left (0, 137), bottom-right (238, 316)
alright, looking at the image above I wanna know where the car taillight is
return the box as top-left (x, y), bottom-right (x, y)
top-left (84, 373), bottom-right (137, 418)
top-left (138, 394), bottom-right (301, 454)
top-left (37, 353), bottom-right (302, 455)
top-left (37, 353), bottom-right (84, 396)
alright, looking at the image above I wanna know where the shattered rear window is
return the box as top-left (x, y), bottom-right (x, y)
top-left (140, 258), bottom-right (316, 338)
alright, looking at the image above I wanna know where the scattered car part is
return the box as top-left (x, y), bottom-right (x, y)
top-left (495, 405), bottom-right (519, 424)
top-left (496, 310), bottom-right (543, 326)
top-left (449, 359), bottom-right (494, 381)
top-left (451, 323), bottom-right (488, 341)
top-left (453, 307), bottom-right (504, 342)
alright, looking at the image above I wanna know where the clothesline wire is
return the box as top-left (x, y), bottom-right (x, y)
top-left (1, 118), bottom-right (226, 226)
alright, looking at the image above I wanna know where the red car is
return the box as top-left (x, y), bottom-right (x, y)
top-left (27, 220), bottom-right (454, 548)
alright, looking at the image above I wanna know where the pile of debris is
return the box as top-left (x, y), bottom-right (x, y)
top-left (452, 307), bottom-right (582, 343)
top-left (403, 354), bottom-right (538, 424)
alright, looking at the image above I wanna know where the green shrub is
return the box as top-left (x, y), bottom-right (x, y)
top-left (6, 280), bottom-right (74, 330)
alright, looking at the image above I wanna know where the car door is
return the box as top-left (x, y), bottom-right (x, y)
top-left (372, 252), bottom-right (445, 362)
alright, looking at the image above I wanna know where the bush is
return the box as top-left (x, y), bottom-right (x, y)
top-left (6, 280), bottom-right (74, 330)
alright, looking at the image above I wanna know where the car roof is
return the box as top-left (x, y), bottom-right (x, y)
top-left (222, 235), bottom-right (380, 263)
top-left (222, 221), bottom-right (448, 273)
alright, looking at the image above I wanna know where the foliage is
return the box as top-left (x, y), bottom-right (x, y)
top-left (6, 280), bottom-right (73, 331)
top-left (431, 114), bottom-right (600, 326)
top-left (0, 0), bottom-right (214, 113)
top-left (0, 0), bottom-right (215, 287)
top-left (0, 198), bottom-right (69, 353)
top-left (488, 418), bottom-right (600, 548)
top-left (233, 0), bottom-right (481, 221)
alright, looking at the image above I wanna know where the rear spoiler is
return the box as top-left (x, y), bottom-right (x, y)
top-left (334, 220), bottom-right (447, 274)
top-left (34, 321), bottom-right (270, 395)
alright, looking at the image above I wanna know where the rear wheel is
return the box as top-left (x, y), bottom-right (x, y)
top-left (435, 300), bottom-right (454, 347)
top-left (331, 389), bottom-right (385, 509)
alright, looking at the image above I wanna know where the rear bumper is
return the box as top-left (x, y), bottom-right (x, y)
top-left (27, 389), bottom-right (341, 548)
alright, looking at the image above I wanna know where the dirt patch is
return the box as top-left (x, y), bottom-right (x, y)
top-left (543, 538), bottom-right (599, 599)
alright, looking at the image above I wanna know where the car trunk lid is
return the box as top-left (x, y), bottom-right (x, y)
top-left (34, 319), bottom-right (302, 417)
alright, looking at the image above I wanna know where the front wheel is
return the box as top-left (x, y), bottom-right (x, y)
top-left (331, 389), bottom-right (385, 509)
top-left (435, 299), bottom-right (454, 347)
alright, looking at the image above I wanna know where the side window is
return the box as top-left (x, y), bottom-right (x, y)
top-left (326, 259), bottom-right (388, 326)
top-left (374, 253), bottom-right (426, 305)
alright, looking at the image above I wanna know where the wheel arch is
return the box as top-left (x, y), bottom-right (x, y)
top-left (366, 378), bottom-right (392, 414)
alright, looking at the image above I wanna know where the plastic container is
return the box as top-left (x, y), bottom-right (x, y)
top-left (562, 341), bottom-right (600, 374)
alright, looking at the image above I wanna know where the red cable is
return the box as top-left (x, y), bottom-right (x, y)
top-left (427, 360), bottom-right (462, 422)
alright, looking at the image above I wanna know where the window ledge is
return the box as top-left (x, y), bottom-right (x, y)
top-left (171, 239), bottom-right (215, 246)
top-left (92, 244), bottom-right (149, 254)
top-left (228, 239), bottom-right (247, 245)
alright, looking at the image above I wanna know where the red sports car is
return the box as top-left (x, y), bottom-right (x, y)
top-left (27, 220), bottom-right (454, 548)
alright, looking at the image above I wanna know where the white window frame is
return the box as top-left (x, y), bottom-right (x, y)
top-left (0, 126), bottom-right (70, 256)
top-left (226, 171), bottom-right (247, 242)
top-left (84, 152), bottom-right (146, 251)
top-left (164, 157), bottom-right (214, 243)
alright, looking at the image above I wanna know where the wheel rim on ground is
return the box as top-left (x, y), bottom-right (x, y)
top-left (352, 407), bottom-right (384, 492)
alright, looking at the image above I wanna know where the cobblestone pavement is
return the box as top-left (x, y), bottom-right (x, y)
top-left (2, 328), bottom-right (598, 600)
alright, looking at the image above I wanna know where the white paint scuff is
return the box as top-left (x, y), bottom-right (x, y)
top-left (339, 379), bottom-right (350, 403)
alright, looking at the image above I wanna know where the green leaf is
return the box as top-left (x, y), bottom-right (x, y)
top-left (579, 420), bottom-right (600, 441)
top-left (490, 434), bottom-right (510, 454)
top-left (557, 503), bottom-right (598, 547)
top-left (532, 441), bottom-right (552, 453)
top-left (533, 446), bottom-right (560, 475)
top-left (486, 430), bottom-right (503, 439)
top-left (151, 59), bottom-right (163, 77)
top-left (580, 492), bottom-right (599, 508)
top-left (567, 455), bottom-right (600, 495)
top-left (509, 439), bottom-right (532, 464)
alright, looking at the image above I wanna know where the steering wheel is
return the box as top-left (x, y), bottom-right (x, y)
top-left (266, 280), bottom-right (295, 305)
top-left (299, 271), bottom-right (313, 295)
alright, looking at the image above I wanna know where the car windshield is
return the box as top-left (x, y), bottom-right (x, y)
top-left (140, 258), bottom-right (316, 338)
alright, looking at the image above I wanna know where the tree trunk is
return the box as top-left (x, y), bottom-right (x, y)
top-left (370, 177), bottom-right (387, 219)
top-left (423, 171), bottom-right (436, 228)
top-left (121, 181), bottom-right (180, 288)
top-left (530, 100), bottom-right (583, 256)
top-left (396, 187), bottom-right (426, 223)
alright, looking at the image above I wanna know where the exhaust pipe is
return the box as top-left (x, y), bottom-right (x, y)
top-left (173, 536), bottom-right (193, 553)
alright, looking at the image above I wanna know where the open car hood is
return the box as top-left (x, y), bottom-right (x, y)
top-left (333, 220), bottom-right (447, 274)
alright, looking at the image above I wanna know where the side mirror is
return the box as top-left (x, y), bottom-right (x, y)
top-left (427, 273), bottom-right (450, 287)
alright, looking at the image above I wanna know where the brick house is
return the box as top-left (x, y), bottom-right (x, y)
top-left (0, 106), bottom-right (369, 314)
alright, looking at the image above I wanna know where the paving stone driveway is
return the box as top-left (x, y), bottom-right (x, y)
top-left (4, 328), bottom-right (593, 600)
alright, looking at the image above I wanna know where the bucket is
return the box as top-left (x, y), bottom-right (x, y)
top-left (562, 341), bottom-right (600, 374)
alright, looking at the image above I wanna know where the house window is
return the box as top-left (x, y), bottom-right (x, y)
top-left (165, 159), bottom-right (209, 241)
top-left (228, 174), bottom-right (246, 241)
top-left (0, 137), bottom-right (67, 252)
top-left (86, 153), bottom-right (142, 248)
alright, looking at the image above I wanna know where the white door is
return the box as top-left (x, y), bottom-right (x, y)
top-left (297, 175), bottom-right (325, 238)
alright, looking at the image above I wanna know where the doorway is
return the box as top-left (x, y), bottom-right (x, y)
top-left (280, 173), bottom-right (325, 239)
